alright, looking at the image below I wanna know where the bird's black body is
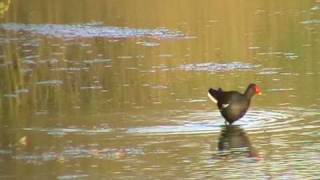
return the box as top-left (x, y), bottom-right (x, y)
top-left (208, 84), bottom-right (260, 124)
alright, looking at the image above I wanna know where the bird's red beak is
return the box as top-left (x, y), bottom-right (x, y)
top-left (255, 86), bottom-right (262, 95)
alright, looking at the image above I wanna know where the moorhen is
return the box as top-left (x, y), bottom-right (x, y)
top-left (208, 83), bottom-right (261, 124)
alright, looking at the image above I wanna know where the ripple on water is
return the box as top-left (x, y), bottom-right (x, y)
top-left (21, 107), bottom-right (319, 137)
top-left (23, 127), bottom-right (112, 137)
top-left (80, 86), bottom-right (103, 90)
top-left (136, 41), bottom-right (160, 47)
top-left (36, 80), bottom-right (63, 86)
top-left (57, 174), bottom-right (89, 180)
top-left (83, 59), bottom-right (111, 64)
top-left (125, 107), bottom-right (320, 136)
top-left (0, 23), bottom-right (186, 40)
top-left (13, 146), bottom-right (143, 165)
top-left (178, 62), bottom-right (261, 72)
top-left (300, 19), bottom-right (320, 25)
top-left (3, 89), bottom-right (29, 98)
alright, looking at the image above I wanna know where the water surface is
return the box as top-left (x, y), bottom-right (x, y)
top-left (0, 0), bottom-right (320, 179)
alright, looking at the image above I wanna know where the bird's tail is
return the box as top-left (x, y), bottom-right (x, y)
top-left (208, 88), bottom-right (221, 104)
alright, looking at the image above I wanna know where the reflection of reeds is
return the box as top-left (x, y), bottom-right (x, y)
top-left (0, 0), bottom-right (11, 17)
top-left (0, 0), bottom-right (319, 118)
top-left (1, 42), bottom-right (24, 117)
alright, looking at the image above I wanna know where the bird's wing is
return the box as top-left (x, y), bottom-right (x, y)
top-left (219, 91), bottom-right (244, 110)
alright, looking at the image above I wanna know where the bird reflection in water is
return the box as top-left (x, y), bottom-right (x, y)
top-left (216, 125), bottom-right (263, 161)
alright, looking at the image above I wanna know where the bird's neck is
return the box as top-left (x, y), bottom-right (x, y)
top-left (244, 88), bottom-right (255, 99)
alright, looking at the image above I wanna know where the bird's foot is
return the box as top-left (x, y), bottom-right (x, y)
top-left (224, 120), bottom-right (232, 126)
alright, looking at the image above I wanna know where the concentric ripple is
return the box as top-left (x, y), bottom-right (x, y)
top-left (125, 107), bottom-right (320, 136)
top-left (21, 107), bottom-right (320, 137)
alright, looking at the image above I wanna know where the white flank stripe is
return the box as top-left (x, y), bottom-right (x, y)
top-left (222, 104), bottom-right (230, 108)
top-left (207, 92), bottom-right (217, 104)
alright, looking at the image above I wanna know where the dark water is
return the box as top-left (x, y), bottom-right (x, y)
top-left (0, 0), bottom-right (320, 179)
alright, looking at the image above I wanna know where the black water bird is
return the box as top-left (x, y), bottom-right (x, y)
top-left (208, 83), bottom-right (261, 124)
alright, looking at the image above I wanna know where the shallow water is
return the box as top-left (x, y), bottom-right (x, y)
top-left (1, 0), bottom-right (320, 179)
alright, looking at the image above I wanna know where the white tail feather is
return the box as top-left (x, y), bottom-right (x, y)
top-left (207, 92), bottom-right (217, 104)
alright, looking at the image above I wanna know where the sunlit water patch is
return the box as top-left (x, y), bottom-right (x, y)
top-left (0, 23), bottom-right (186, 40)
